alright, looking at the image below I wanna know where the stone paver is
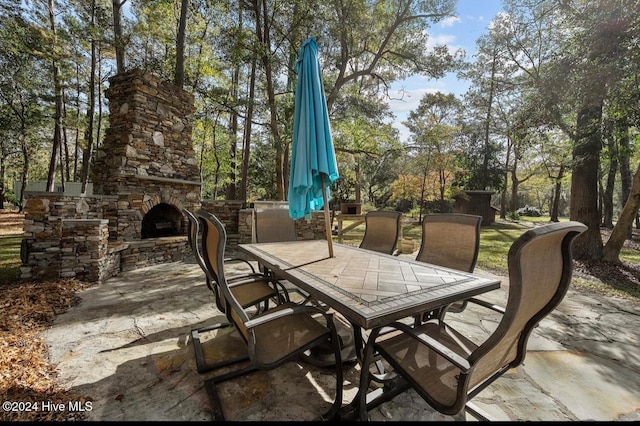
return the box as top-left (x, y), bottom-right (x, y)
top-left (44, 257), bottom-right (640, 421)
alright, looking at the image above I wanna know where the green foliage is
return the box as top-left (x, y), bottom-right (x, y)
top-left (4, 190), bottom-right (19, 206)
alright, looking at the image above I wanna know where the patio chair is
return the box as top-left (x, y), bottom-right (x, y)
top-left (254, 208), bottom-right (297, 243)
top-left (359, 210), bottom-right (402, 255)
top-left (198, 208), bottom-right (344, 421)
top-left (253, 207), bottom-right (298, 299)
top-left (253, 208), bottom-right (357, 366)
top-left (356, 221), bottom-right (587, 421)
top-left (184, 208), bottom-right (286, 374)
top-left (414, 213), bottom-right (483, 324)
top-left (185, 208), bottom-right (261, 297)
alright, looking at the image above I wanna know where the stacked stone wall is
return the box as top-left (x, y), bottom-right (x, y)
top-left (93, 69), bottom-right (199, 194)
top-left (21, 193), bottom-right (190, 282)
top-left (60, 219), bottom-right (110, 282)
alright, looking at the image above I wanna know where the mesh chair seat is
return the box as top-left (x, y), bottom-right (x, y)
top-left (376, 321), bottom-right (479, 408)
top-left (236, 302), bottom-right (331, 367)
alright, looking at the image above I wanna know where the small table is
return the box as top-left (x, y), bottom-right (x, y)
top-left (238, 240), bottom-right (501, 420)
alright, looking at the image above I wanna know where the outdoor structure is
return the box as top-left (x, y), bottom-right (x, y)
top-left (453, 190), bottom-right (497, 225)
top-left (20, 69), bottom-right (199, 282)
top-left (19, 70), bottom-right (331, 283)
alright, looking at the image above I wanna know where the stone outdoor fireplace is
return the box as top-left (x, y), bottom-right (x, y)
top-left (21, 69), bottom-right (202, 282)
top-left (92, 69), bottom-right (201, 241)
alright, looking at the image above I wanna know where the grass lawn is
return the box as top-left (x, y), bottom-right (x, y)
top-left (0, 235), bottom-right (21, 284)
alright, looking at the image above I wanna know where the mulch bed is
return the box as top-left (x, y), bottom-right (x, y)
top-left (0, 278), bottom-right (92, 421)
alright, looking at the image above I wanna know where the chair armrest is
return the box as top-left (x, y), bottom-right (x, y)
top-left (224, 257), bottom-right (257, 274)
top-left (244, 304), bottom-right (329, 329)
top-left (227, 274), bottom-right (272, 288)
top-left (465, 297), bottom-right (505, 315)
top-left (378, 322), bottom-right (471, 372)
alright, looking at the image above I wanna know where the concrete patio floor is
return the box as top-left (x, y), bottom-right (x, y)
top-left (44, 254), bottom-right (640, 421)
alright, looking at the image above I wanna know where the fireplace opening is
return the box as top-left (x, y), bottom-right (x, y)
top-left (141, 203), bottom-right (184, 239)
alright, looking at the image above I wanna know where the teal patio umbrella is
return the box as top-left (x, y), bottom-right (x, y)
top-left (288, 36), bottom-right (339, 257)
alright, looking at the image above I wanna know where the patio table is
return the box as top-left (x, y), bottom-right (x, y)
top-left (239, 240), bottom-right (500, 330)
top-left (238, 240), bottom-right (501, 420)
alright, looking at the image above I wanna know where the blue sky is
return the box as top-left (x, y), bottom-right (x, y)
top-left (388, 0), bottom-right (504, 142)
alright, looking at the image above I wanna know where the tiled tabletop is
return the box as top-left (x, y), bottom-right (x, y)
top-left (239, 240), bottom-right (501, 329)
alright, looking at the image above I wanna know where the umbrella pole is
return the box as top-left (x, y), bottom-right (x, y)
top-left (321, 174), bottom-right (334, 258)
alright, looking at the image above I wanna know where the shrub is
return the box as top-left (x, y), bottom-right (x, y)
top-left (507, 210), bottom-right (520, 220)
top-left (516, 205), bottom-right (542, 217)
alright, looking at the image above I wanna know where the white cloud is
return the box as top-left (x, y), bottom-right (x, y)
top-left (427, 34), bottom-right (457, 49)
top-left (386, 86), bottom-right (443, 143)
top-left (441, 16), bottom-right (461, 27)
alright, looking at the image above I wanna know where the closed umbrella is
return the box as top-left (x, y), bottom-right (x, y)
top-left (288, 36), bottom-right (339, 257)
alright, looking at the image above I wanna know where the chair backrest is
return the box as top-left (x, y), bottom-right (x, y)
top-left (359, 210), bottom-right (402, 255)
top-left (468, 221), bottom-right (587, 390)
top-left (184, 208), bottom-right (218, 294)
top-left (196, 209), bottom-right (242, 317)
top-left (415, 213), bottom-right (482, 272)
top-left (254, 208), bottom-right (297, 243)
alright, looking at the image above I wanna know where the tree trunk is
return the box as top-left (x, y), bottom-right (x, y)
top-left (19, 135), bottom-right (29, 213)
top-left (254, 0), bottom-right (285, 200)
top-left (174, 0), bottom-right (188, 87)
top-left (550, 164), bottom-right (564, 222)
top-left (0, 152), bottom-right (5, 209)
top-left (45, 0), bottom-right (63, 193)
top-left (500, 136), bottom-right (511, 219)
top-left (81, 0), bottom-right (97, 194)
top-left (226, 4), bottom-right (242, 200)
top-left (570, 102), bottom-right (604, 260)
top-left (617, 118), bottom-right (633, 236)
top-left (112, 0), bottom-right (126, 73)
top-left (355, 158), bottom-right (361, 203)
top-left (509, 165), bottom-right (519, 213)
top-left (601, 133), bottom-right (617, 228)
top-left (239, 53), bottom-right (257, 202)
top-left (603, 163), bottom-right (640, 262)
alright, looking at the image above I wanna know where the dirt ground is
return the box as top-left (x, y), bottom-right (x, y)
top-left (0, 208), bottom-right (22, 235)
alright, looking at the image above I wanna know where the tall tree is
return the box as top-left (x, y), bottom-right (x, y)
top-left (404, 92), bottom-right (462, 216)
top-left (44, 0), bottom-right (65, 193)
top-left (80, 0), bottom-right (98, 194)
top-left (112, 0), bottom-right (127, 73)
top-left (174, 0), bottom-right (188, 87)
top-left (0, 7), bottom-right (49, 209)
